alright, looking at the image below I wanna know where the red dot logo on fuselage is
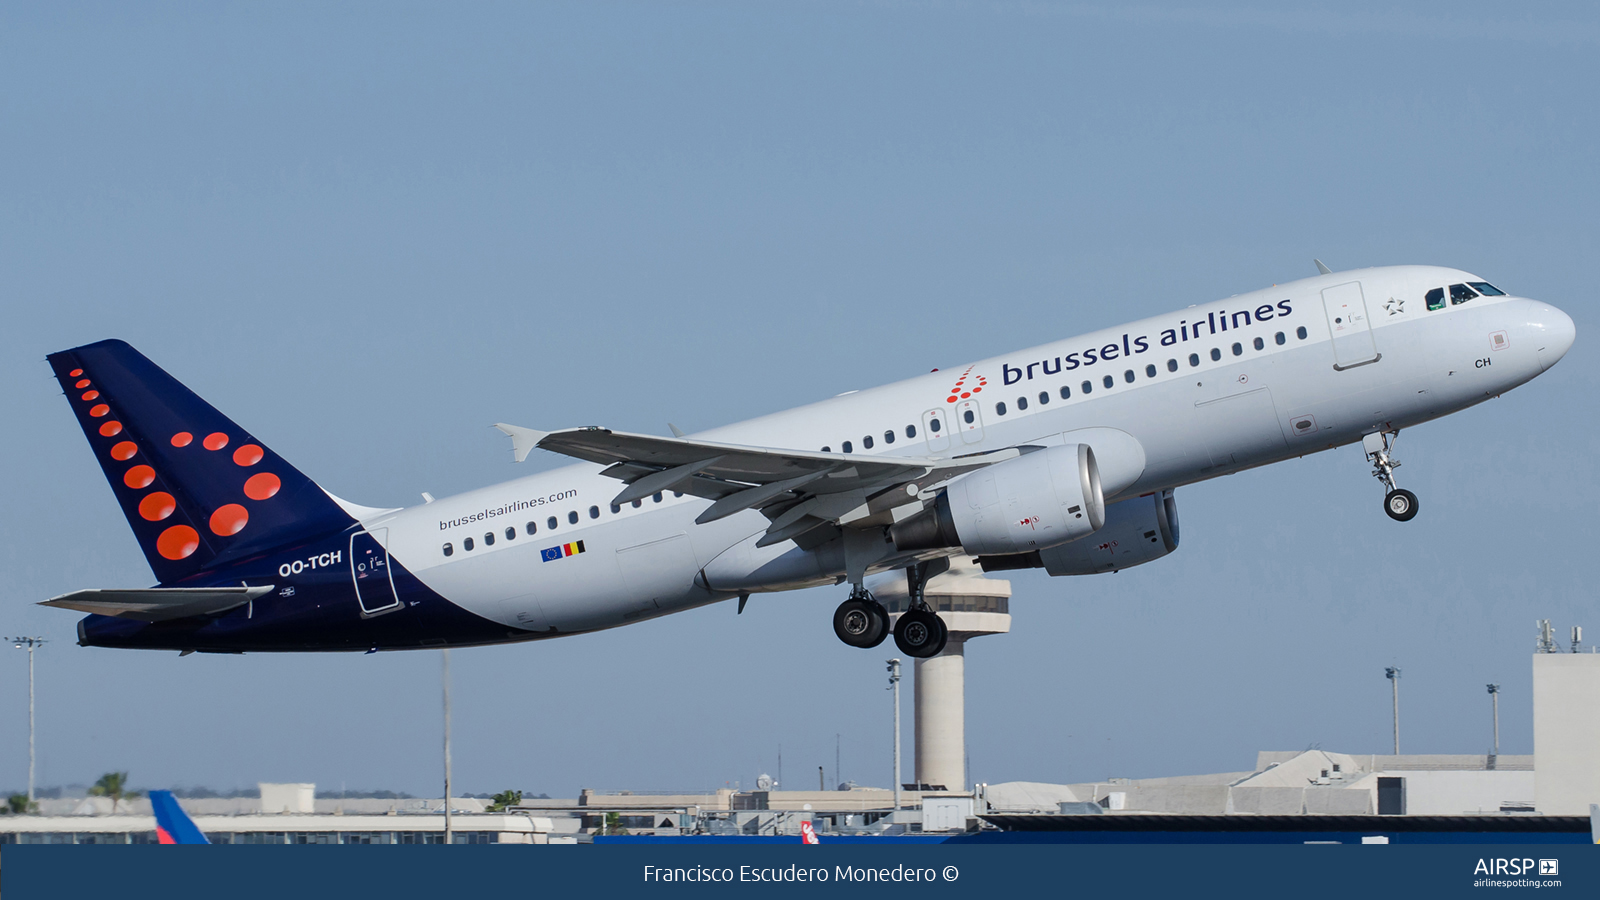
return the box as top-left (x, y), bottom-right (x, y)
top-left (944, 366), bottom-right (987, 403)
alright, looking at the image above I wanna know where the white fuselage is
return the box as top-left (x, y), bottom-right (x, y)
top-left (356, 266), bottom-right (1573, 639)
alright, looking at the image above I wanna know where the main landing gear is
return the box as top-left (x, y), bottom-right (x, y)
top-left (832, 564), bottom-right (950, 658)
top-left (1364, 430), bottom-right (1418, 522)
top-left (832, 586), bottom-right (889, 649)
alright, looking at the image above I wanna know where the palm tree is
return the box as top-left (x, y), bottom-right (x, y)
top-left (88, 772), bottom-right (142, 813)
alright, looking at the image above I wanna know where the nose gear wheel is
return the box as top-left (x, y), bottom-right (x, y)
top-left (1364, 431), bottom-right (1419, 522)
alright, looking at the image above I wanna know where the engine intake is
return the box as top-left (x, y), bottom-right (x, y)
top-left (891, 444), bottom-right (1105, 556)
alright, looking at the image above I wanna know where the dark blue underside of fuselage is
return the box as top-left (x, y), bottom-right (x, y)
top-left (79, 528), bottom-right (542, 653)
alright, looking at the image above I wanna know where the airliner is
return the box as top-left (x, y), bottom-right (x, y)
top-left (42, 263), bottom-right (1574, 659)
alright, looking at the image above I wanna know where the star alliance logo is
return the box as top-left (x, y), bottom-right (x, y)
top-left (1384, 297), bottom-right (1405, 316)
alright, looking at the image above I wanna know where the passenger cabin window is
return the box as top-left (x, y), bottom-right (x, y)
top-left (863, 435), bottom-right (874, 449)
top-left (1275, 332), bottom-right (1285, 345)
top-left (653, 492), bottom-right (662, 503)
top-left (632, 499), bottom-right (642, 508)
top-left (567, 510), bottom-right (578, 525)
top-left (996, 401), bottom-right (1008, 415)
top-left (1253, 337), bottom-right (1264, 350)
top-left (1189, 353), bottom-right (1200, 367)
top-left (588, 505), bottom-right (600, 519)
top-left (963, 409), bottom-right (975, 424)
top-left (464, 537), bottom-right (474, 551)
top-left (906, 424), bottom-right (917, 438)
top-left (1059, 385), bottom-right (1071, 399)
top-left (1296, 326), bottom-right (1308, 339)
top-left (1210, 348), bottom-right (1222, 361)
top-left (1102, 374), bottom-right (1114, 389)
top-left (821, 446), bottom-right (831, 453)
top-left (1469, 281), bottom-right (1506, 296)
top-left (505, 526), bottom-right (515, 540)
top-left (884, 429), bottom-right (895, 444)
top-left (1450, 283), bottom-right (1478, 305)
top-left (547, 516), bottom-right (558, 530)
top-left (526, 521), bottom-right (537, 535)
top-left (1038, 391), bottom-right (1049, 405)
top-left (1124, 369), bottom-right (1135, 383)
top-left (610, 502), bottom-right (621, 514)
top-left (1425, 287), bottom-right (1446, 311)
top-left (1167, 359), bottom-right (1178, 372)
top-left (842, 440), bottom-right (853, 453)
top-left (1017, 396), bottom-right (1028, 410)
top-left (1146, 364), bottom-right (1157, 378)
top-left (443, 542), bottom-right (453, 557)
top-left (484, 532), bottom-right (494, 546)
top-left (1231, 342), bottom-right (1243, 356)
top-left (929, 418), bottom-right (941, 432)
top-left (1081, 380), bottom-right (1092, 394)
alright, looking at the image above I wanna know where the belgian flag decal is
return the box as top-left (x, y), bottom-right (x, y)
top-left (540, 540), bottom-right (586, 563)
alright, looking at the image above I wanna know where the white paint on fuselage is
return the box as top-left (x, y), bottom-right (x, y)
top-left (359, 266), bottom-right (1569, 639)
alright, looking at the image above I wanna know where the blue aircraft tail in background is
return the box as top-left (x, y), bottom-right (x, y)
top-left (150, 790), bottom-right (210, 844)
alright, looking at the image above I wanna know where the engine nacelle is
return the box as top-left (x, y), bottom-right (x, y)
top-left (894, 443), bottom-right (1105, 556)
top-left (979, 490), bottom-right (1179, 575)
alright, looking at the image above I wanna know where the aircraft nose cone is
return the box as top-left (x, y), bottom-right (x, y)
top-left (1535, 304), bottom-right (1576, 371)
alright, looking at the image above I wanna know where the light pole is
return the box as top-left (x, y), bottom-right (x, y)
top-left (442, 648), bottom-right (453, 845)
top-left (1487, 684), bottom-right (1500, 759)
top-left (1385, 667), bottom-right (1401, 755)
top-left (9, 637), bottom-right (44, 805)
top-left (887, 658), bottom-right (901, 812)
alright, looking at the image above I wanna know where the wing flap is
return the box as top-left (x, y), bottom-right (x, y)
top-left (41, 585), bottom-right (274, 622)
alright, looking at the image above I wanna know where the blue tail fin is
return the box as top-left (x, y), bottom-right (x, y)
top-left (47, 340), bottom-right (355, 585)
top-left (149, 790), bottom-right (210, 844)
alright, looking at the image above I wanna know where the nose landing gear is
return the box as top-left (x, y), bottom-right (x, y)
top-left (1364, 431), bottom-right (1418, 522)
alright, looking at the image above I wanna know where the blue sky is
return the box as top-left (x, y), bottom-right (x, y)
top-left (2, 1), bottom-right (1596, 797)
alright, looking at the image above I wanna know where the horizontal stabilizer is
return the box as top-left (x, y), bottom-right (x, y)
top-left (41, 585), bottom-right (274, 622)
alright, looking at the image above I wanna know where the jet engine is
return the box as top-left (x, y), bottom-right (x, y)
top-left (891, 443), bottom-right (1105, 556)
top-left (978, 490), bottom-right (1179, 575)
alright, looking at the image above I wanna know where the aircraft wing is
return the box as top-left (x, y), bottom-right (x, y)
top-left (40, 585), bottom-right (274, 622)
top-left (494, 424), bottom-right (1017, 545)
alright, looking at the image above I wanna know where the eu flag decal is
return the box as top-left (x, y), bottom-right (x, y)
top-left (541, 540), bottom-right (586, 563)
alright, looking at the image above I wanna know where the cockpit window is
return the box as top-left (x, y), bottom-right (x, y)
top-left (1449, 283), bottom-right (1478, 305)
top-left (1468, 281), bottom-right (1506, 296)
top-left (1425, 287), bottom-right (1446, 311)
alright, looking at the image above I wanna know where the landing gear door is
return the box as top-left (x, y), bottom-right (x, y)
top-left (351, 527), bottom-right (402, 617)
top-left (1321, 281), bottom-right (1380, 370)
top-left (921, 408), bottom-right (952, 453)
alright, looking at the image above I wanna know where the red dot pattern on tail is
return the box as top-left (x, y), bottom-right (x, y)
top-left (99, 421), bottom-right (122, 437)
top-left (110, 441), bottom-right (138, 461)
top-left (157, 525), bottom-right (199, 560)
top-left (210, 504), bottom-right (248, 536)
top-left (203, 432), bottom-right (228, 451)
top-left (233, 444), bottom-right (263, 466)
top-left (139, 492), bottom-right (176, 522)
top-left (244, 472), bottom-right (280, 500)
top-left (171, 432), bottom-right (193, 447)
top-left (124, 465), bottom-right (155, 489)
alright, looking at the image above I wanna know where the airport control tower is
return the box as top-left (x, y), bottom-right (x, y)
top-left (872, 558), bottom-right (1011, 792)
